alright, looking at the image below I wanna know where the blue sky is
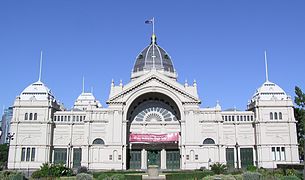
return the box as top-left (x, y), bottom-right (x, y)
top-left (0, 1), bottom-right (304, 111)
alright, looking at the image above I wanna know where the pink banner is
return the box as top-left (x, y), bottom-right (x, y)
top-left (129, 133), bottom-right (179, 143)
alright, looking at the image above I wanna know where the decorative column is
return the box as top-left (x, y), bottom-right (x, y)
top-left (161, 149), bottom-right (166, 169)
top-left (141, 149), bottom-right (147, 169)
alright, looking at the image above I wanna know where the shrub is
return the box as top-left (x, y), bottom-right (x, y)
top-left (166, 171), bottom-right (214, 180)
top-left (203, 174), bottom-right (236, 180)
top-left (229, 168), bottom-right (243, 175)
top-left (243, 171), bottom-right (262, 180)
top-left (97, 173), bottom-right (110, 180)
top-left (285, 169), bottom-right (297, 176)
top-left (234, 174), bottom-right (243, 180)
top-left (281, 175), bottom-right (301, 180)
top-left (247, 165), bottom-right (258, 172)
top-left (77, 166), bottom-right (89, 174)
top-left (110, 174), bottom-right (125, 180)
top-left (210, 162), bottom-right (227, 174)
top-left (76, 173), bottom-right (93, 180)
top-left (31, 163), bottom-right (73, 178)
top-left (125, 174), bottom-right (142, 180)
top-left (8, 172), bottom-right (26, 180)
top-left (0, 171), bottom-right (26, 180)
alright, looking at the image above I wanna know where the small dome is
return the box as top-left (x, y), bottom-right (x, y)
top-left (19, 81), bottom-right (54, 101)
top-left (76, 92), bottom-right (96, 101)
top-left (252, 81), bottom-right (288, 101)
top-left (132, 34), bottom-right (176, 78)
top-left (74, 92), bottom-right (102, 110)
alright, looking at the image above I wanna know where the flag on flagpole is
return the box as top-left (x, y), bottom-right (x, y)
top-left (145, 19), bottom-right (153, 24)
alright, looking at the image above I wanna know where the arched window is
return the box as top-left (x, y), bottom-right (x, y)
top-left (274, 112), bottom-right (278, 120)
top-left (279, 112), bottom-right (282, 120)
top-left (113, 150), bottom-right (118, 161)
top-left (34, 113), bottom-right (37, 120)
top-left (270, 112), bottom-right (273, 120)
top-left (203, 138), bottom-right (215, 145)
top-left (29, 113), bottom-right (33, 120)
top-left (25, 113), bottom-right (28, 120)
top-left (92, 138), bottom-right (105, 145)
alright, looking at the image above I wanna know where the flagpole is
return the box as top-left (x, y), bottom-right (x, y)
top-left (152, 17), bottom-right (155, 34)
top-left (264, 50), bottom-right (269, 82)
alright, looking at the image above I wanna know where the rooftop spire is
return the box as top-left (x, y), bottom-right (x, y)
top-left (264, 50), bottom-right (269, 82)
top-left (38, 50), bottom-right (43, 82)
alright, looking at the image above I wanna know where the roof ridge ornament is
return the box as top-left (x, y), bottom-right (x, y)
top-left (151, 33), bottom-right (157, 45)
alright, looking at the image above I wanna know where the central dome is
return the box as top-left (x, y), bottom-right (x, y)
top-left (132, 34), bottom-right (177, 79)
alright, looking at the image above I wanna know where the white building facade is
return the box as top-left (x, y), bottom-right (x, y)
top-left (8, 34), bottom-right (299, 171)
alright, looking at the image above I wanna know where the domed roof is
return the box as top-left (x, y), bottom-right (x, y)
top-left (74, 92), bottom-right (102, 110)
top-left (251, 81), bottom-right (288, 101)
top-left (19, 80), bottom-right (54, 101)
top-left (76, 92), bottom-right (96, 101)
top-left (132, 34), bottom-right (176, 78)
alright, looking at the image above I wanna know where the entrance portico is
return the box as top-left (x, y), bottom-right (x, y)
top-left (126, 92), bottom-right (182, 170)
top-left (129, 143), bottom-right (180, 170)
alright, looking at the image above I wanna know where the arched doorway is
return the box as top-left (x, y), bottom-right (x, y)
top-left (126, 92), bottom-right (181, 169)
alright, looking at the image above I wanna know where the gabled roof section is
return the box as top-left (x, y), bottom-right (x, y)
top-left (107, 71), bottom-right (200, 104)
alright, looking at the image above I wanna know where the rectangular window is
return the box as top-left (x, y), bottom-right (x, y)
top-left (237, 116), bottom-right (239, 121)
top-left (73, 148), bottom-right (82, 168)
top-left (73, 116), bottom-right (75, 122)
top-left (68, 116), bottom-right (70, 122)
top-left (83, 116), bottom-right (86, 121)
top-left (195, 155), bottom-right (198, 160)
top-left (281, 147), bottom-right (286, 161)
top-left (251, 116), bottom-right (253, 121)
top-left (186, 155), bottom-right (189, 160)
top-left (109, 155), bottom-right (113, 160)
top-left (240, 116), bottom-right (243, 121)
top-left (118, 155), bottom-right (122, 160)
top-left (31, 148), bottom-right (36, 161)
top-left (76, 116), bottom-right (79, 122)
top-left (26, 147), bottom-right (31, 161)
top-left (64, 116), bottom-right (67, 121)
top-left (21, 148), bottom-right (26, 161)
top-left (272, 147), bottom-right (276, 161)
top-left (276, 147), bottom-right (281, 160)
top-left (54, 148), bottom-right (67, 164)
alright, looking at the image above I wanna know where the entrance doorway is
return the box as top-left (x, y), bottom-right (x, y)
top-left (147, 150), bottom-right (161, 167)
top-left (72, 148), bottom-right (82, 168)
top-left (130, 150), bottom-right (141, 169)
top-left (240, 148), bottom-right (253, 168)
top-left (226, 148), bottom-right (234, 170)
top-left (166, 150), bottom-right (180, 169)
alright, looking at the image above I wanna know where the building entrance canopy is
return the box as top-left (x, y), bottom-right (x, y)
top-left (129, 132), bottom-right (179, 143)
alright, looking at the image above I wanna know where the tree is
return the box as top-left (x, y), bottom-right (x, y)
top-left (0, 144), bottom-right (9, 169)
top-left (294, 86), bottom-right (305, 160)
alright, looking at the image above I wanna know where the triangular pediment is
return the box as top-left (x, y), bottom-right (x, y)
top-left (107, 71), bottom-right (201, 105)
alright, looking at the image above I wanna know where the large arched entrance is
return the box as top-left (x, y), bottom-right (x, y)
top-left (126, 92), bottom-right (181, 169)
